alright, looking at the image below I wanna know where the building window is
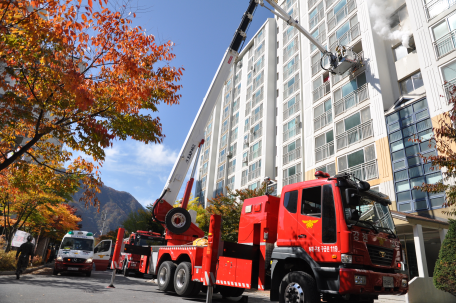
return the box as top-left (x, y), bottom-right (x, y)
top-left (242, 151), bottom-right (248, 167)
top-left (283, 163), bottom-right (302, 186)
top-left (248, 181), bottom-right (260, 190)
top-left (315, 130), bottom-right (334, 162)
top-left (400, 71), bottom-right (424, 95)
top-left (335, 106), bottom-right (372, 150)
top-left (314, 99), bottom-right (332, 131)
top-left (333, 72), bottom-right (367, 116)
top-left (337, 144), bottom-right (377, 181)
top-left (393, 37), bottom-right (416, 61)
top-left (316, 162), bottom-right (336, 177)
top-left (309, 1), bottom-right (324, 30)
top-left (431, 12), bottom-right (456, 58)
top-left (386, 98), bottom-right (444, 212)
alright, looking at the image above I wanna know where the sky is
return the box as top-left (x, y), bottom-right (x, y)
top-left (82, 1), bottom-right (272, 207)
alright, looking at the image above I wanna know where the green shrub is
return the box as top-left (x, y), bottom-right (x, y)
top-left (433, 219), bottom-right (456, 297)
top-left (0, 237), bottom-right (17, 271)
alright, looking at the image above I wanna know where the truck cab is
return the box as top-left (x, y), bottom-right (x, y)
top-left (270, 172), bottom-right (407, 302)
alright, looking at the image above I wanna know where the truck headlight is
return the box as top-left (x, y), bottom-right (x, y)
top-left (341, 254), bottom-right (352, 264)
top-left (401, 279), bottom-right (408, 288)
top-left (56, 256), bottom-right (63, 261)
top-left (354, 275), bottom-right (366, 285)
top-left (85, 258), bottom-right (93, 263)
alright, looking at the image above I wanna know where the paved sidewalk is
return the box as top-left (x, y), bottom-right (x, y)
top-left (378, 295), bottom-right (406, 303)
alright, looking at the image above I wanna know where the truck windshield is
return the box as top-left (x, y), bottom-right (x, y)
top-left (135, 236), bottom-right (164, 246)
top-left (343, 192), bottom-right (396, 235)
top-left (60, 238), bottom-right (94, 251)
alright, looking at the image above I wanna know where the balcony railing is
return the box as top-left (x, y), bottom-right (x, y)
top-left (221, 123), bottom-right (229, 135)
top-left (252, 89), bottom-right (264, 107)
top-left (248, 57), bottom-right (253, 70)
top-left (336, 120), bottom-right (373, 151)
top-left (325, 0), bottom-right (336, 8)
top-left (241, 176), bottom-right (248, 186)
top-left (232, 115), bottom-right (239, 127)
top-left (234, 87), bottom-right (241, 99)
top-left (327, 0), bottom-right (356, 32)
top-left (201, 166), bottom-right (208, 176)
top-left (329, 23), bottom-right (360, 53)
top-left (311, 55), bottom-right (329, 76)
top-left (283, 99), bottom-right (301, 121)
top-left (283, 125), bottom-right (301, 142)
top-left (202, 152), bottom-right (209, 163)
top-left (230, 132), bottom-right (238, 143)
top-left (232, 102), bottom-right (240, 113)
top-left (283, 5), bottom-right (298, 28)
top-left (308, 0), bottom-right (318, 9)
top-left (314, 109), bottom-right (333, 131)
top-left (283, 26), bottom-right (298, 46)
top-left (339, 160), bottom-right (378, 181)
top-left (219, 153), bottom-right (227, 164)
top-left (248, 168), bottom-right (261, 181)
top-left (245, 102), bottom-right (251, 117)
top-left (201, 179), bottom-right (207, 189)
top-left (217, 169), bottom-right (225, 180)
top-left (283, 172), bottom-right (302, 186)
top-left (309, 8), bottom-right (324, 30)
top-left (334, 84), bottom-right (369, 117)
top-left (253, 73), bottom-right (264, 92)
top-left (251, 108), bottom-right (263, 124)
top-left (284, 38), bottom-right (299, 62)
top-left (254, 44), bottom-right (265, 65)
top-left (283, 147), bottom-right (301, 166)
top-left (226, 80), bottom-right (233, 91)
top-left (433, 29), bottom-right (456, 59)
top-left (223, 107), bottom-right (230, 120)
top-left (331, 51), bottom-right (364, 85)
top-left (312, 81), bottom-right (330, 102)
top-left (228, 164), bottom-right (236, 176)
top-left (310, 32), bottom-right (326, 53)
top-left (244, 120), bottom-right (250, 133)
top-left (315, 141), bottom-right (334, 163)
top-left (254, 60), bottom-right (264, 77)
top-left (250, 128), bottom-right (263, 143)
top-left (246, 87), bottom-right (252, 100)
top-left (249, 147), bottom-right (262, 161)
top-left (220, 138), bottom-right (228, 149)
top-left (425, 0), bottom-right (456, 20)
top-left (284, 79), bottom-right (300, 100)
top-left (283, 56), bottom-right (300, 81)
top-left (443, 78), bottom-right (456, 102)
top-left (227, 183), bottom-right (234, 191)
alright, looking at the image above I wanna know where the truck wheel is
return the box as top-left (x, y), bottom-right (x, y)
top-left (190, 282), bottom-right (203, 296)
top-left (86, 271), bottom-right (92, 277)
top-left (174, 262), bottom-right (195, 296)
top-left (52, 268), bottom-right (58, 275)
top-left (165, 208), bottom-right (192, 234)
top-left (158, 261), bottom-right (176, 292)
top-left (279, 271), bottom-right (318, 303)
top-left (219, 286), bottom-right (245, 297)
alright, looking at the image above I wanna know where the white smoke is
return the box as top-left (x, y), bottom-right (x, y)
top-left (368, 0), bottom-right (412, 48)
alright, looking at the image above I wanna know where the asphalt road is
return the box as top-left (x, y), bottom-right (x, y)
top-left (0, 267), bottom-right (270, 303)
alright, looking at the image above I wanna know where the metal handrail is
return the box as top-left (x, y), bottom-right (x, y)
top-left (443, 77), bottom-right (456, 103)
top-left (253, 72), bottom-right (264, 91)
top-left (433, 29), bottom-right (456, 59)
top-left (283, 146), bottom-right (302, 165)
top-left (254, 42), bottom-right (265, 63)
top-left (327, 0), bottom-right (356, 32)
top-left (315, 141), bottom-right (335, 163)
top-left (336, 120), bottom-right (373, 151)
top-left (253, 58), bottom-right (265, 77)
top-left (425, 0), bottom-right (456, 20)
top-left (251, 108), bottom-right (263, 124)
top-left (310, 31), bottom-right (326, 53)
top-left (248, 167), bottom-right (261, 181)
top-left (283, 26), bottom-right (298, 46)
top-left (334, 84), bottom-right (369, 117)
top-left (252, 89), bottom-right (264, 107)
top-left (283, 38), bottom-right (299, 62)
top-left (312, 81), bottom-right (331, 102)
top-left (329, 22), bottom-right (360, 53)
top-left (314, 109), bottom-right (333, 131)
top-left (283, 57), bottom-right (300, 81)
top-left (283, 101), bottom-right (301, 121)
top-left (249, 147), bottom-right (262, 161)
top-left (309, 7), bottom-right (324, 30)
top-left (219, 154), bottom-right (227, 165)
top-left (284, 80), bottom-right (300, 100)
top-left (339, 159), bottom-right (378, 181)
top-left (250, 128), bottom-right (263, 143)
top-left (283, 125), bottom-right (301, 142)
top-left (283, 172), bottom-right (303, 186)
top-left (217, 169), bottom-right (225, 180)
top-left (231, 115), bottom-right (239, 126)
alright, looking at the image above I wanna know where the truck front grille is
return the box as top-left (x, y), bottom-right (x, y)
top-left (367, 244), bottom-right (394, 267)
top-left (64, 258), bottom-right (87, 263)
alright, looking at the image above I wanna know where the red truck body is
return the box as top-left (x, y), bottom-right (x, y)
top-left (132, 173), bottom-right (408, 302)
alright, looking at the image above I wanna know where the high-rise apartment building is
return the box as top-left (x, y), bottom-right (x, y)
top-left (196, 0), bottom-right (453, 225)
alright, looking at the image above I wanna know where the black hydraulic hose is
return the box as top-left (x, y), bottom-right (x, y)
top-left (151, 189), bottom-right (167, 224)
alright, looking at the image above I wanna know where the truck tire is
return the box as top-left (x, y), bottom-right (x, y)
top-left (219, 286), bottom-right (245, 297)
top-left (158, 261), bottom-right (176, 292)
top-left (86, 271), bottom-right (92, 277)
top-left (52, 268), bottom-right (58, 275)
top-left (165, 208), bottom-right (192, 234)
top-left (279, 271), bottom-right (319, 303)
top-left (190, 281), bottom-right (203, 296)
top-left (174, 262), bottom-right (195, 296)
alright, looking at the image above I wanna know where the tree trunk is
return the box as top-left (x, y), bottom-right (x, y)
top-left (4, 228), bottom-right (15, 253)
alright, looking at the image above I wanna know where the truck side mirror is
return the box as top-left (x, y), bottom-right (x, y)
top-left (358, 180), bottom-right (370, 192)
top-left (345, 188), bottom-right (361, 206)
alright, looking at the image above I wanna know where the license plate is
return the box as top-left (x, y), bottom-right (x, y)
top-left (383, 276), bottom-right (394, 288)
top-left (68, 267), bottom-right (79, 271)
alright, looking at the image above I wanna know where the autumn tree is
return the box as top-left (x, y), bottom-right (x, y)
top-left (202, 183), bottom-right (269, 242)
top-left (415, 87), bottom-right (456, 215)
top-left (0, 0), bottom-right (183, 204)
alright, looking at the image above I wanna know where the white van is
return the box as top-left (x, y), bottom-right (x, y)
top-left (53, 230), bottom-right (95, 277)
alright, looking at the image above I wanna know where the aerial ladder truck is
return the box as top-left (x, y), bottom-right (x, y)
top-left (120, 1), bottom-right (408, 302)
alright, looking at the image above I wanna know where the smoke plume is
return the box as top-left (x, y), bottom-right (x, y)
top-left (368, 0), bottom-right (412, 48)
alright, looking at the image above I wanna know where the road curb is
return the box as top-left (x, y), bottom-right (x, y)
top-left (0, 265), bottom-right (46, 275)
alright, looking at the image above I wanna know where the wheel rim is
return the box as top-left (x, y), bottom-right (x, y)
top-left (171, 213), bottom-right (186, 228)
top-left (159, 267), bottom-right (168, 285)
top-left (284, 282), bottom-right (304, 303)
top-left (176, 268), bottom-right (186, 289)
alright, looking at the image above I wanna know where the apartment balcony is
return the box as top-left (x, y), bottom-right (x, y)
top-left (334, 84), bottom-right (369, 117)
top-left (308, 0), bottom-right (318, 10)
top-left (253, 60), bottom-right (265, 77)
top-left (283, 57), bottom-right (300, 81)
top-left (283, 125), bottom-right (301, 143)
top-left (249, 147), bottom-right (262, 161)
top-left (283, 26), bottom-right (298, 46)
top-left (283, 172), bottom-right (302, 186)
top-left (201, 179), bottom-right (207, 189)
top-left (283, 5), bottom-right (298, 28)
top-left (254, 43), bottom-right (265, 63)
top-left (243, 137), bottom-right (249, 149)
top-left (283, 100), bottom-right (301, 121)
top-left (283, 147), bottom-right (301, 166)
top-left (309, 9), bottom-right (324, 30)
top-left (230, 132), bottom-right (238, 143)
top-left (241, 176), bottom-right (248, 186)
top-left (203, 140), bottom-right (210, 150)
top-left (339, 160), bottom-right (378, 181)
top-left (251, 108), bottom-right (263, 124)
top-left (310, 31), bottom-right (326, 53)
top-left (284, 79), bottom-right (300, 100)
top-left (250, 128), bottom-right (263, 143)
top-left (325, 0), bottom-right (336, 8)
top-left (311, 55), bottom-right (329, 76)
top-left (284, 0), bottom-right (296, 10)
top-left (443, 78), bottom-right (456, 102)
top-left (425, 0), bottom-right (456, 20)
top-left (312, 81), bottom-right (330, 103)
top-left (232, 102), bottom-right (240, 113)
top-left (252, 89), bottom-right (264, 107)
top-left (315, 141), bottom-right (334, 163)
top-left (283, 38), bottom-right (299, 63)
top-left (246, 87), bottom-right (252, 100)
top-left (217, 169), bottom-right (225, 180)
top-left (253, 74), bottom-right (264, 92)
top-left (329, 23), bottom-right (361, 53)
top-left (220, 138), bottom-right (228, 149)
top-left (219, 153), bottom-right (227, 164)
top-left (228, 164), bottom-right (236, 176)
top-left (433, 30), bottom-right (456, 59)
top-left (231, 115), bottom-right (239, 127)
top-left (202, 152), bottom-right (209, 163)
top-left (336, 120), bottom-right (373, 151)
top-left (201, 166), bottom-right (208, 176)
top-left (327, 0), bottom-right (357, 32)
top-left (248, 57), bottom-right (253, 71)
top-left (234, 87), bottom-right (241, 99)
top-left (248, 168), bottom-right (261, 181)
top-left (331, 51), bottom-right (364, 85)
top-left (221, 123), bottom-right (229, 135)
top-left (222, 107), bottom-right (230, 120)
top-left (314, 109), bottom-right (333, 131)
top-left (254, 31), bottom-right (265, 46)
top-left (244, 120), bottom-right (250, 133)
